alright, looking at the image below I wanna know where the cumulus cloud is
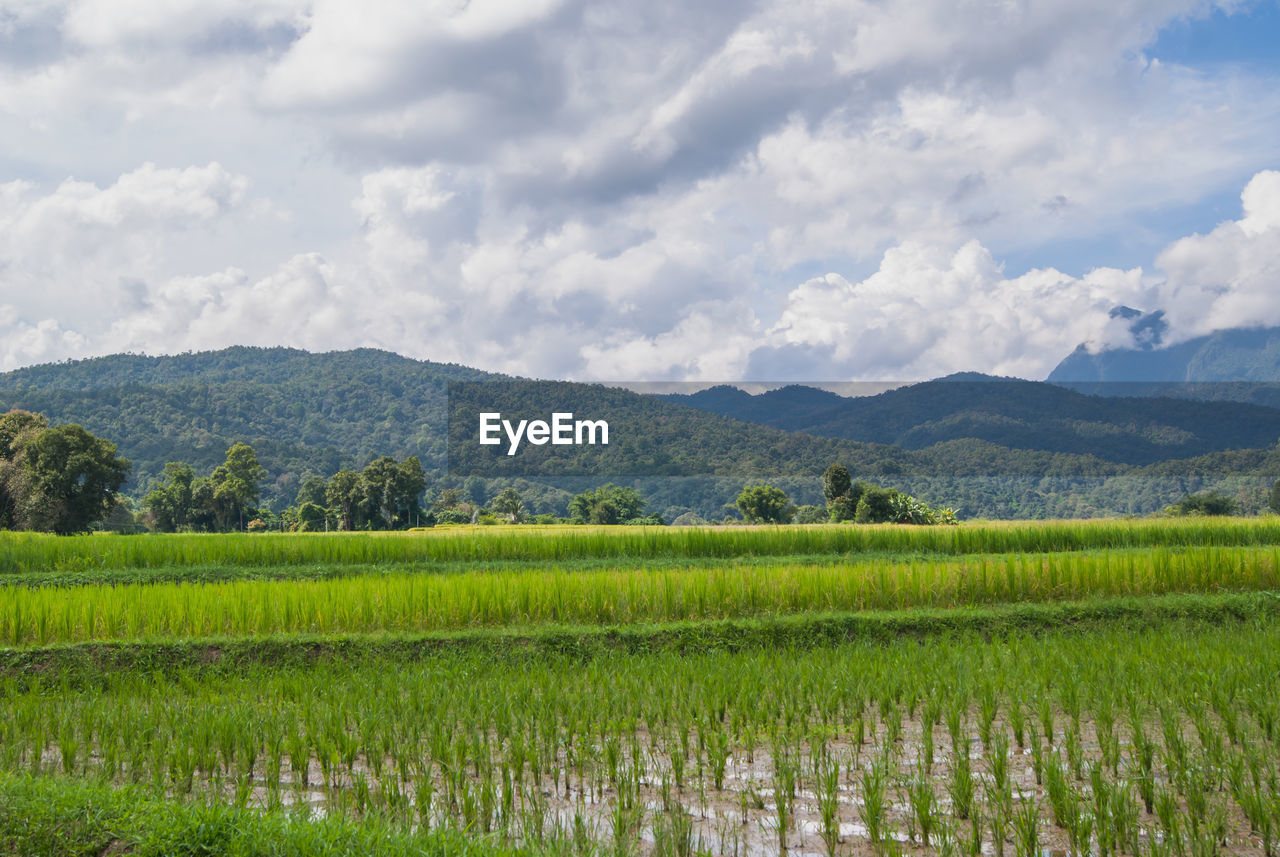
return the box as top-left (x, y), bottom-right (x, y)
top-left (757, 241), bottom-right (1151, 381)
top-left (0, 162), bottom-right (251, 353)
top-left (1153, 170), bottom-right (1280, 339)
top-left (1, 0), bottom-right (1279, 381)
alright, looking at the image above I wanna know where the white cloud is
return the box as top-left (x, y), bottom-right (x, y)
top-left (0, 0), bottom-right (1279, 382)
top-left (1153, 170), bottom-right (1280, 339)
top-left (759, 241), bottom-right (1151, 381)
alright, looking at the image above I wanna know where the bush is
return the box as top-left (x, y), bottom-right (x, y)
top-left (1165, 491), bottom-right (1238, 517)
top-left (828, 495), bottom-right (857, 523)
top-left (854, 487), bottom-right (898, 523)
top-left (888, 493), bottom-right (958, 525)
top-left (736, 484), bottom-right (795, 524)
top-left (792, 504), bottom-right (826, 524)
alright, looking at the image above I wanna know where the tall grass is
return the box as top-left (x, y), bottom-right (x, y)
top-left (4, 517), bottom-right (1280, 573)
top-left (1, 546), bottom-right (1276, 645)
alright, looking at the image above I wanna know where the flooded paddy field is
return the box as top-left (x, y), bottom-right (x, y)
top-left (1, 521), bottom-right (1278, 856)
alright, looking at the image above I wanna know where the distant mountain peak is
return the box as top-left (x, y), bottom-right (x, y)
top-left (1049, 321), bottom-right (1280, 383)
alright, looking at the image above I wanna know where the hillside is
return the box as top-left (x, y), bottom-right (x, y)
top-left (0, 348), bottom-right (499, 499)
top-left (1049, 319), bottom-right (1280, 384)
top-left (0, 348), bottom-right (941, 514)
top-left (1, 347), bottom-right (1275, 519)
top-left (664, 374), bottom-right (1280, 464)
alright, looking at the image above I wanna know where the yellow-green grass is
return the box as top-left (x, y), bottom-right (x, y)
top-left (5, 516), bottom-right (1280, 574)
top-left (3, 545), bottom-right (1276, 646)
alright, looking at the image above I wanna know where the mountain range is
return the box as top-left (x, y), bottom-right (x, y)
top-left (1, 338), bottom-right (1278, 520)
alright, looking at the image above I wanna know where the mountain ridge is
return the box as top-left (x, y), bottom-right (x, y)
top-left (2, 346), bottom-right (1277, 519)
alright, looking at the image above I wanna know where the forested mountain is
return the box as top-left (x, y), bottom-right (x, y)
top-left (1, 347), bottom-right (1276, 519)
top-left (0, 348), bottom-right (497, 501)
top-left (1049, 320), bottom-right (1280, 384)
top-left (664, 374), bottom-right (1280, 465)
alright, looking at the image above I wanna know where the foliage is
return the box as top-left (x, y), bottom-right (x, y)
top-left (8, 348), bottom-right (1280, 520)
top-left (361, 455), bottom-right (427, 529)
top-left (0, 410), bottom-right (130, 534)
top-left (567, 483), bottom-right (645, 524)
top-left (792, 504), bottom-right (826, 524)
top-left (490, 487), bottom-right (526, 523)
top-left (1165, 491), bottom-right (1239, 517)
top-left (2, 515), bottom-right (1280, 854)
top-left (669, 375), bottom-right (1280, 466)
top-left (735, 484), bottom-right (795, 523)
top-left (887, 492), bottom-right (958, 525)
top-left (821, 463), bottom-right (851, 505)
top-left (0, 619), bottom-right (1277, 855)
top-left (854, 486), bottom-right (898, 523)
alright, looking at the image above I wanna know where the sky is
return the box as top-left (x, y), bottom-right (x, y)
top-left (1, 0), bottom-right (1279, 382)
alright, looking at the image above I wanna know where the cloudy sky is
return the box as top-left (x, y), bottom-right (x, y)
top-left (1, 0), bottom-right (1279, 381)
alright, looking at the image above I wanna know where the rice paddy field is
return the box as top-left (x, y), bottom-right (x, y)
top-left (2, 519), bottom-right (1279, 857)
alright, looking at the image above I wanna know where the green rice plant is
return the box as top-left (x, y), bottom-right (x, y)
top-left (812, 749), bottom-right (842, 857)
top-left (962, 805), bottom-right (984, 857)
top-left (860, 759), bottom-right (888, 850)
top-left (1, 615), bottom-right (1278, 855)
top-left (1044, 755), bottom-right (1071, 829)
top-left (1037, 693), bottom-right (1055, 747)
top-left (4, 541), bottom-right (1279, 644)
top-left (770, 743), bottom-right (796, 854)
top-left (1011, 790), bottom-right (1039, 857)
top-left (988, 731), bottom-right (1010, 797)
top-left (1063, 720), bottom-right (1084, 782)
top-left (948, 742), bottom-right (974, 821)
top-left (6, 516), bottom-right (1280, 575)
top-left (905, 765), bottom-right (939, 848)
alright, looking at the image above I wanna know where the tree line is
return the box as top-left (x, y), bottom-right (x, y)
top-left (144, 446), bottom-right (427, 533)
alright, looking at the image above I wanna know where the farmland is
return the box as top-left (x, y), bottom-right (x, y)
top-left (2, 520), bottom-right (1279, 857)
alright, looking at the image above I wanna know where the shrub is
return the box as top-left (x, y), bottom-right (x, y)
top-left (736, 484), bottom-right (795, 524)
top-left (1165, 492), bottom-right (1238, 517)
top-left (854, 487), bottom-right (898, 523)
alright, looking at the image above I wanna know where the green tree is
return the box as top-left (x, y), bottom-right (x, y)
top-left (1270, 478), bottom-right (1280, 514)
top-left (491, 486), bottom-right (527, 523)
top-left (0, 410), bottom-right (49, 528)
top-left (362, 455), bottom-right (427, 529)
top-left (326, 469), bottom-right (366, 531)
top-left (1166, 491), bottom-right (1238, 517)
top-left (294, 474), bottom-right (328, 508)
top-left (208, 443), bottom-right (266, 531)
top-left (295, 502), bottom-right (329, 532)
top-left (828, 495), bottom-right (857, 523)
top-left (822, 464), bottom-right (852, 506)
top-left (854, 486), bottom-right (898, 523)
top-left (735, 484), bottom-right (795, 524)
top-left (432, 488), bottom-right (462, 514)
top-left (143, 462), bottom-right (198, 532)
top-left (0, 420), bottom-right (130, 534)
top-left (0, 410), bottom-right (48, 460)
top-left (793, 504), bottom-right (826, 524)
top-left (568, 484), bottom-right (645, 524)
top-left (397, 456), bottom-right (428, 526)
